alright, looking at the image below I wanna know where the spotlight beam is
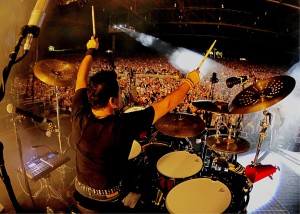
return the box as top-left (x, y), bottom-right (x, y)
top-left (119, 27), bottom-right (219, 76)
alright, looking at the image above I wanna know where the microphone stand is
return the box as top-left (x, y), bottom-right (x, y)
top-left (11, 115), bottom-right (36, 209)
top-left (0, 142), bottom-right (22, 213)
top-left (0, 26), bottom-right (31, 101)
top-left (253, 110), bottom-right (271, 165)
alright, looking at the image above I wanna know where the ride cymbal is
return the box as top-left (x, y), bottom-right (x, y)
top-left (206, 134), bottom-right (250, 154)
top-left (228, 75), bottom-right (296, 114)
top-left (34, 59), bottom-right (77, 87)
top-left (154, 113), bottom-right (205, 138)
top-left (192, 100), bottom-right (230, 114)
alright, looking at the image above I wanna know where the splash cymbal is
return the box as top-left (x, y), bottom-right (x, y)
top-left (34, 59), bottom-right (77, 87)
top-left (192, 100), bottom-right (230, 114)
top-left (206, 134), bottom-right (250, 154)
top-left (228, 75), bottom-right (295, 114)
top-left (154, 113), bottom-right (205, 138)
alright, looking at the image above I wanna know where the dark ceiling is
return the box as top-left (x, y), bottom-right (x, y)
top-left (41, 0), bottom-right (299, 64)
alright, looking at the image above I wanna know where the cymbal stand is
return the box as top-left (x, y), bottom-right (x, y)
top-left (233, 114), bottom-right (244, 138)
top-left (54, 86), bottom-right (63, 154)
top-left (184, 137), bottom-right (195, 153)
top-left (233, 81), bottom-right (246, 138)
top-left (252, 110), bottom-right (271, 165)
top-left (53, 86), bottom-right (73, 193)
top-left (214, 113), bottom-right (228, 138)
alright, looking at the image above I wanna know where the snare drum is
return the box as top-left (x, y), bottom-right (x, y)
top-left (156, 151), bottom-right (203, 191)
top-left (165, 177), bottom-right (232, 214)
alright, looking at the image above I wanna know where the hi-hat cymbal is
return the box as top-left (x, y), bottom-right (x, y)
top-left (34, 59), bottom-right (77, 87)
top-left (206, 134), bottom-right (250, 154)
top-left (192, 100), bottom-right (230, 114)
top-left (154, 113), bottom-right (205, 138)
top-left (228, 75), bottom-right (295, 114)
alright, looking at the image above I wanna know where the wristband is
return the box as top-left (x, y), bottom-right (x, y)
top-left (181, 78), bottom-right (194, 89)
top-left (86, 48), bottom-right (97, 57)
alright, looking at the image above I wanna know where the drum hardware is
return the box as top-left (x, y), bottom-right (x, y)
top-left (243, 109), bottom-right (279, 183)
top-left (228, 76), bottom-right (296, 183)
top-left (213, 157), bottom-right (245, 175)
top-left (152, 187), bottom-right (164, 206)
top-left (154, 112), bottom-right (205, 138)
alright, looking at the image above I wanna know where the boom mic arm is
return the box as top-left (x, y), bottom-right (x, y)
top-left (226, 76), bottom-right (248, 88)
top-left (7, 103), bottom-right (52, 124)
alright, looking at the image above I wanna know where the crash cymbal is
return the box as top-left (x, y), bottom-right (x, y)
top-left (206, 134), bottom-right (250, 154)
top-left (34, 59), bottom-right (77, 87)
top-left (154, 113), bottom-right (205, 138)
top-left (192, 100), bottom-right (230, 114)
top-left (228, 75), bottom-right (295, 114)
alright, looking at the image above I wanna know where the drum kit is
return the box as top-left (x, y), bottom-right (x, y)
top-left (32, 58), bottom-right (296, 213)
top-left (131, 75), bottom-right (296, 213)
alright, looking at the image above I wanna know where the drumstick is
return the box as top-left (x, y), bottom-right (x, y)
top-left (92, 5), bottom-right (96, 37)
top-left (197, 40), bottom-right (217, 70)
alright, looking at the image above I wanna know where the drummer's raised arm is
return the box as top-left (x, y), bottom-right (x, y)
top-left (152, 69), bottom-right (200, 124)
top-left (75, 36), bottom-right (99, 91)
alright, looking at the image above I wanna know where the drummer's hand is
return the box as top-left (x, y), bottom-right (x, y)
top-left (183, 69), bottom-right (200, 89)
top-left (86, 36), bottom-right (99, 50)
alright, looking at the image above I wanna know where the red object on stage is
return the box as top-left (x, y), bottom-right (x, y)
top-left (245, 164), bottom-right (277, 183)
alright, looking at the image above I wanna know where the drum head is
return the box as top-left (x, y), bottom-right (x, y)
top-left (128, 140), bottom-right (141, 160)
top-left (166, 178), bottom-right (232, 213)
top-left (157, 151), bottom-right (203, 179)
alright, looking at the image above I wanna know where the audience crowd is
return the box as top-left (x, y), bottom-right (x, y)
top-left (7, 54), bottom-right (296, 143)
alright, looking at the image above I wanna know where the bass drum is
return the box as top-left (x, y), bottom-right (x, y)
top-left (165, 177), bottom-right (232, 214)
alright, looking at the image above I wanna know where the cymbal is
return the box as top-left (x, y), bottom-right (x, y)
top-left (154, 113), bottom-right (205, 138)
top-left (228, 75), bottom-right (295, 114)
top-left (206, 134), bottom-right (250, 154)
top-left (34, 59), bottom-right (77, 87)
top-left (192, 100), bottom-right (230, 114)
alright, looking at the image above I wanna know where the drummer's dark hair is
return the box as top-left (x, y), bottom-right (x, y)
top-left (87, 70), bottom-right (119, 109)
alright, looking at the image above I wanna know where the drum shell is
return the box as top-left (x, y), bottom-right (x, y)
top-left (142, 141), bottom-right (174, 167)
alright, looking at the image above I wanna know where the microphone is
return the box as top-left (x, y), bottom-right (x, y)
top-left (24, 0), bottom-right (50, 51)
top-left (226, 76), bottom-right (248, 88)
top-left (6, 104), bottom-right (52, 124)
top-left (210, 72), bottom-right (219, 84)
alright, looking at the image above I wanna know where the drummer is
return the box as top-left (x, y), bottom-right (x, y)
top-left (71, 36), bottom-right (201, 212)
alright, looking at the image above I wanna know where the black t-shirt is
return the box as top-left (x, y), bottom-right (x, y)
top-left (71, 88), bottom-right (155, 190)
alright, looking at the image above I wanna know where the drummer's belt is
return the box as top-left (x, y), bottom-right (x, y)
top-left (75, 177), bottom-right (121, 201)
